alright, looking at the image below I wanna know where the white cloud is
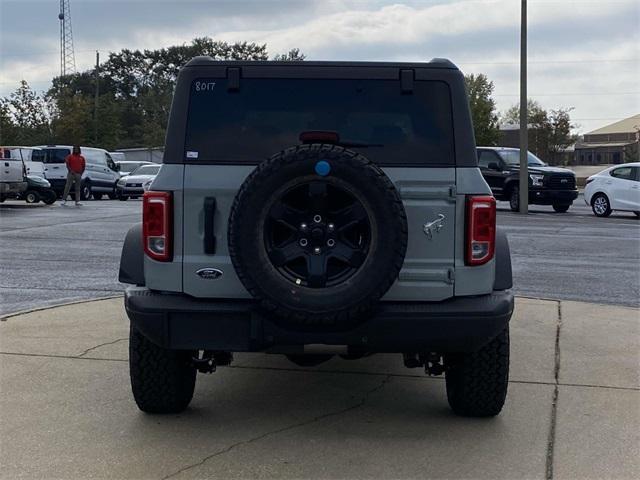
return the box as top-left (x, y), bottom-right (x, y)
top-left (1, 0), bottom-right (638, 132)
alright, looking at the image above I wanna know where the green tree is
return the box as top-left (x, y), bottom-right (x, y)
top-left (0, 98), bottom-right (17, 144)
top-left (272, 48), bottom-right (306, 61)
top-left (546, 108), bottom-right (578, 164)
top-left (3, 38), bottom-right (304, 149)
top-left (2, 80), bottom-right (51, 144)
top-left (49, 90), bottom-right (92, 146)
top-left (464, 74), bottom-right (501, 146)
top-left (502, 100), bottom-right (577, 164)
top-left (501, 99), bottom-right (546, 126)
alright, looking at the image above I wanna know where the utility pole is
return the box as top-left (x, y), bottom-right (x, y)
top-left (94, 50), bottom-right (100, 144)
top-left (519, 0), bottom-right (529, 214)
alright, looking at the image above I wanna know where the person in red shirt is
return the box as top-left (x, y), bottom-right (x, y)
top-left (61, 145), bottom-right (86, 206)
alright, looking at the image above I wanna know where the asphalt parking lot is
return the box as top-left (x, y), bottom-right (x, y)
top-left (1, 195), bottom-right (638, 315)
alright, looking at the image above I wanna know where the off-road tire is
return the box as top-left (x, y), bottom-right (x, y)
top-left (129, 325), bottom-right (196, 414)
top-left (444, 327), bottom-right (510, 417)
top-left (228, 144), bottom-right (408, 328)
top-left (552, 203), bottom-right (570, 213)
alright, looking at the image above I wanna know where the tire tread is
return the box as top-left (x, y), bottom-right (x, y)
top-left (129, 326), bottom-right (196, 414)
top-left (444, 327), bottom-right (510, 417)
top-left (228, 144), bottom-right (408, 327)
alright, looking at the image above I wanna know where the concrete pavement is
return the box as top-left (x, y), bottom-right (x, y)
top-left (1, 297), bottom-right (638, 479)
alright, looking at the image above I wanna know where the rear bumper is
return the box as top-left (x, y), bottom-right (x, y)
top-left (124, 287), bottom-right (514, 353)
top-left (529, 188), bottom-right (578, 205)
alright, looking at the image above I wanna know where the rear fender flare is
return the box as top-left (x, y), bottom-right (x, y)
top-left (119, 224), bottom-right (145, 286)
top-left (493, 228), bottom-right (512, 291)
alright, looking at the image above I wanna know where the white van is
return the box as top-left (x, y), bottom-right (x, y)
top-left (109, 152), bottom-right (126, 163)
top-left (33, 145), bottom-right (120, 200)
top-left (0, 146), bottom-right (28, 201)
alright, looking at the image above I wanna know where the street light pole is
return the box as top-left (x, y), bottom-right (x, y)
top-left (519, 0), bottom-right (528, 214)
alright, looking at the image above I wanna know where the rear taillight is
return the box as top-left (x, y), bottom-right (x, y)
top-left (466, 195), bottom-right (496, 266)
top-left (143, 191), bottom-right (172, 261)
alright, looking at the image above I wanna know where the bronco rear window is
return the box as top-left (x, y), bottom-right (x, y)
top-left (184, 78), bottom-right (454, 166)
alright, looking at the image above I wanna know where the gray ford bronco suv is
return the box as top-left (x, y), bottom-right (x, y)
top-left (119, 58), bottom-right (514, 417)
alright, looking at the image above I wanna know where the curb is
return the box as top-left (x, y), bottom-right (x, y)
top-left (0, 295), bottom-right (121, 321)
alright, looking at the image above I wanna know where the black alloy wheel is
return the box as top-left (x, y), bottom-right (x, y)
top-left (264, 180), bottom-right (370, 288)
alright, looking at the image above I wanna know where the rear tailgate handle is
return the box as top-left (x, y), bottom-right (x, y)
top-left (204, 197), bottom-right (217, 254)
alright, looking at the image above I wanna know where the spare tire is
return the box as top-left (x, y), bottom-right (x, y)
top-left (228, 144), bottom-right (407, 328)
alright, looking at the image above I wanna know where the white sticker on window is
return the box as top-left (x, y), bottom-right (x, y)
top-left (186, 151), bottom-right (199, 159)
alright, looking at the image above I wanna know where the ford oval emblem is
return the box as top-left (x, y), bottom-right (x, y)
top-left (196, 268), bottom-right (223, 280)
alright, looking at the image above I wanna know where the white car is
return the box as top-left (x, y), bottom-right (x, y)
top-left (115, 160), bottom-right (153, 178)
top-left (115, 164), bottom-right (160, 200)
top-left (584, 163), bottom-right (640, 217)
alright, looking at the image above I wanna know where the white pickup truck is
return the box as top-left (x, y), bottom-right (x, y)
top-left (0, 146), bottom-right (29, 201)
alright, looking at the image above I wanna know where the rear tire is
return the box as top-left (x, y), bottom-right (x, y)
top-left (444, 327), bottom-right (510, 417)
top-left (591, 193), bottom-right (611, 217)
top-left (509, 186), bottom-right (519, 212)
top-left (92, 192), bottom-right (103, 200)
top-left (108, 192), bottom-right (117, 200)
top-left (25, 191), bottom-right (40, 204)
top-left (118, 194), bottom-right (128, 201)
top-left (129, 326), bottom-right (196, 414)
top-left (552, 203), bottom-right (570, 213)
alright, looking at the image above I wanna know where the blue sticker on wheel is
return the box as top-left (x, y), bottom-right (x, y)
top-left (315, 160), bottom-right (331, 176)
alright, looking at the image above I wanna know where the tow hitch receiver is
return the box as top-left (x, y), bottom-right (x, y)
top-left (192, 351), bottom-right (234, 373)
top-left (403, 352), bottom-right (444, 376)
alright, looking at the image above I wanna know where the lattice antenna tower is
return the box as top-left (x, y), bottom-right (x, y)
top-left (58, 0), bottom-right (76, 76)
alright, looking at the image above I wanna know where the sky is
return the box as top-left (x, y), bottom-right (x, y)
top-left (1, 0), bottom-right (638, 134)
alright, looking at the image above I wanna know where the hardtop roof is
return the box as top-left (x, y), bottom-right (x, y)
top-left (184, 57), bottom-right (459, 70)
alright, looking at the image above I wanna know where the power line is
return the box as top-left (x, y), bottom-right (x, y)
top-left (494, 92), bottom-right (640, 97)
top-left (459, 59), bottom-right (638, 65)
